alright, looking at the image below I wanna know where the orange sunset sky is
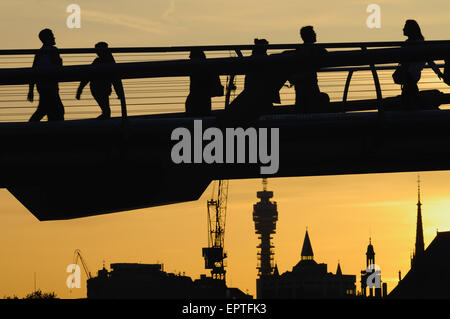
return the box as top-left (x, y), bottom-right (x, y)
top-left (1, 0), bottom-right (450, 299)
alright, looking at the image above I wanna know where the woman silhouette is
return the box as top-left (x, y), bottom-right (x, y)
top-left (76, 42), bottom-right (126, 119)
top-left (399, 20), bottom-right (443, 109)
top-left (227, 38), bottom-right (277, 118)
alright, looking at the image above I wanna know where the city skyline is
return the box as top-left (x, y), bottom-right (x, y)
top-left (2, 172), bottom-right (449, 298)
top-left (1, 0), bottom-right (450, 299)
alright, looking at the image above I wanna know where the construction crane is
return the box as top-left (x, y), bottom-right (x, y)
top-left (202, 180), bottom-right (229, 282)
top-left (73, 249), bottom-right (92, 280)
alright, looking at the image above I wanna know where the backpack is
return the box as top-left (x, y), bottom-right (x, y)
top-left (444, 59), bottom-right (450, 86)
top-left (392, 64), bottom-right (409, 85)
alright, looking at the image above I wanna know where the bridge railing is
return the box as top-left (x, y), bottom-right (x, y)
top-left (0, 41), bottom-right (448, 122)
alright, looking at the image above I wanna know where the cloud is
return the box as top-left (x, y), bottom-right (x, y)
top-left (162, 0), bottom-right (176, 21)
top-left (81, 9), bottom-right (169, 34)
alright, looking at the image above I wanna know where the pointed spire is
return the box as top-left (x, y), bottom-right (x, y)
top-left (415, 174), bottom-right (424, 258)
top-left (336, 262), bottom-right (342, 276)
top-left (273, 264), bottom-right (279, 276)
top-left (417, 174), bottom-right (421, 204)
top-left (301, 229), bottom-right (314, 260)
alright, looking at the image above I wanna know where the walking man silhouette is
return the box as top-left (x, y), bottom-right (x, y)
top-left (76, 42), bottom-right (126, 119)
top-left (28, 29), bottom-right (64, 121)
top-left (288, 26), bottom-right (329, 113)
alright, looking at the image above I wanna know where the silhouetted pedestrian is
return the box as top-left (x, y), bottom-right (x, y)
top-left (76, 42), bottom-right (126, 119)
top-left (28, 29), bottom-right (64, 122)
top-left (288, 26), bottom-right (329, 113)
top-left (228, 39), bottom-right (279, 118)
top-left (185, 49), bottom-right (223, 116)
top-left (395, 20), bottom-right (443, 109)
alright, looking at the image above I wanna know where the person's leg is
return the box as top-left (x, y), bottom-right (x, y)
top-left (314, 92), bottom-right (330, 113)
top-left (201, 95), bottom-right (212, 115)
top-left (401, 81), bottom-right (420, 110)
top-left (305, 87), bottom-right (324, 113)
top-left (186, 93), bottom-right (205, 117)
top-left (295, 89), bottom-right (308, 113)
top-left (47, 93), bottom-right (65, 121)
top-left (400, 85), bottom-right (408, 109)
top-left (410, 82), bottom-right (421, 109)
top-left (94, 94), bottom-right (111, 119)
top-left (100, 96), bottom-right (111, 118)
top-left (401, 83), bottom-right (413, 109)
top-left (29, 107), bottom-right (46, 122)
top-left (185, 94), bottom-right (193, 115)
top-left (29, 91), bottom-right (49, 122)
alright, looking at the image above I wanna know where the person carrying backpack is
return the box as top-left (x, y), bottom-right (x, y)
top-left (185, 49), bottom-right (223, 116)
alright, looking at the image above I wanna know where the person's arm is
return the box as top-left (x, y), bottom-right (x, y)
top-left (76, 80), bottom-right (89, 100)
top-left (76, 58), bottom-right (95, 99)
top-left (53, 46), bottom-right (63, 66)
top-left (113, 78), bottom-right (127, 115)
top-left (428, 60), bottom-right (444, 79)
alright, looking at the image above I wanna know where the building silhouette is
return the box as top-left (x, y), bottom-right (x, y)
top-left (388, 177), bottom-right (450, 298)
top-left (360, 238), bottom-right (387, 297)
top-left (256, 230), bottom-right (356, 299)
top-left (87, 263), bottom-right (252, 299)
top-left (389, 231), bottom-right (450, 298)
top-left (253, 178), bottom-right (278, 297)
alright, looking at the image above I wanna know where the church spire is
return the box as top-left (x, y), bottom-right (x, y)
top-left (301, 229), bottom-right (314, 260)
top-left (336, 262), bottom-right (342, 276)
top-left (414, 175), bottom-right (425, 260)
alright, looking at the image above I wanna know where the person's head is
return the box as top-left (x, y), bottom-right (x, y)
top-left (252, 38), bottom-right (268, 56)
top-left (189, 49), bottom-right (206, 60)
top-left (300, 26), bottom-right (316, 43)
top-left (95, 41), bottom-right (111, 59)
top-left (38, 29), bottom-right (55, 46)
top-left (403, 20), bottom-right (424, 40)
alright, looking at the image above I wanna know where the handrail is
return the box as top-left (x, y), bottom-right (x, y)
top-left (1, 45), bottom-right (448, 85)
top-left (320, 64), bottom-right (445, 73)
top-left (1, 40), bottom-right (450, 55)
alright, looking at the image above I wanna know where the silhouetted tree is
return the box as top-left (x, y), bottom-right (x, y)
top-left (24, 289), bottom-right (57, 299)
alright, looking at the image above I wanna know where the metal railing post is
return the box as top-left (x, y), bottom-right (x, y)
top-left (362, 46), bottom-right (383, 111)
top-left (224, 49), bottom-right (243, 110)
top-left (343, 70), bottom-right (354, 103)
